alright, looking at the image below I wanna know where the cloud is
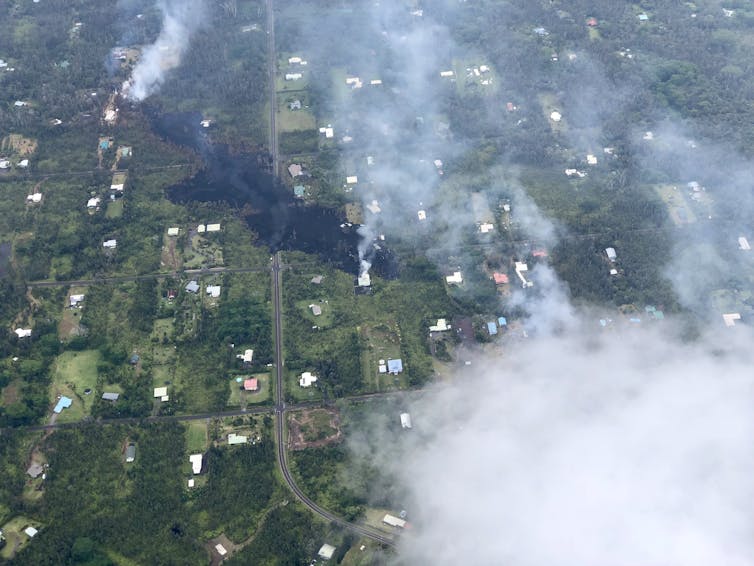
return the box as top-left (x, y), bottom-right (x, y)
top-left (124, 0), bottom-right (207, 101)
top-left (394, 322), bottom-right (754, 566)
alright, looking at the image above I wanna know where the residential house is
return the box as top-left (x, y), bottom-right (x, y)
top-left (189, 453), bottom-right (203, 474)
top-left (185, 280), bottom-right (200, 293)
top-left (70, 294), bottom-right (85, 308)
top-left (400, 413), bottom-right (412, 429)
top-left (387, 359), bottom-right (403, 374)
top-left (446, 271), bottom-right (463, 285)
top-left (243, 378), bottom-right (258, 391)
top-left (318, 544), bottom-right (336, 560)
top-left (299, 371), bottom-right (318, 387)
top-left (14, 328), bottom-right (32, 338)
top-left (309, 304), bottom-right (322, 316)
top-left (103, 239), bottom-right (117, 249)
top-left (206, 285), bottom-right (221, 298)
top-left (102, 392), bottom-right (119, 401)
top-left (125, 443), bottom-right (136, 462)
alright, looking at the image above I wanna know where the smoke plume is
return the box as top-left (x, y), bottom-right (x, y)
top-left (124, 0), bottom-right (207, 101)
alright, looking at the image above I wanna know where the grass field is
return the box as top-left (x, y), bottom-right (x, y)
top-left (50, 350), bottom-right (101, 423)
top-left (277, 94), bottom-right (316, 132)
top-left (296, 299), bottom-right (334, 328)
top-left (0, 516), bottom-right (42, 560)
top-left (186, 421), bottom-right (209, 452)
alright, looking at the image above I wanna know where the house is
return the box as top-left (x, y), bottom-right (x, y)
top-left (125, 443), bottom-right (136, 462)
top-left (288, 56), bottom-right (306, 65)
top-left (27, 463), bottom-right (44, 478)
top-left (103, 239), bottom-right (117, 249)
top-left (24, 526), bottom-right (38, 538)
top-left (206, 285), bottom-right (221, 298)
top-left (53, 396), bottom-right (73, 413)
top-left (17, 159), bottom-right (29, 168)
top-left (243, 378), bottom-right (258, 391)
top-left (200, 119), bottom-right (211, 128)
top-left (319, 126), bottom-right (334, 138)
top-left (87, 197), bottom-right (100, 209)
top-left (738, 237), bottom-right (750, 251)
top-left (197, 224), bottom-right (206, 233)
top-left (515, 262), bottom-right (533, 288)
top-left (70, 294), bottom-right (85, 308)
top-left (318, 544), bottom-right (336, 560)
top-left (130, 354), bottom-right (140, 365)
top-left (288, 163), bottom-right (303, 177)
top-left (206, 223), bottom-right (221, 232)
top-left (26, 193), bottom-right (42, 203)
top-left (311, 275), bottom-right (324, 284)
top-left (550, 111), bottom-right (562, 122)
top-left (309, 304), bottom-right (322, 316)
top-left (189, 453), bottom-right (203, 474)
top-left (493, 272), bottom-right (509, 285)
top-left (167, 227), bottom-right (180, 236)
top-left (14, 100), bottom-right (28, 107)
top-left (0, 160), bottom-right (10, 169)
top-left (382, 514), bottom-right (406, 528)
top-left (418, 210), bottom-right (427, 221)
top-left (346, 175), bottom-right (358, 184)
top-left (15, 328), bottom-right (32, 338)
top-left (237, 349), bottom-right (254, 364)
top-left (429, 318), bottom-right (450, 332)
top-left (228, 433), bottom-right (248, 445)
top-left (400, 413), bottom-right (412, 429)
top-left (722, 313), bottom-right (741, 327)
top-left (185, 280), bottom-right (200, 293)
top-left (487, 322), bottom-right (498, 335)
top-left (370, 79), bottom-right (382, 85)
top-left (479, 222), bottom-right (494, 233)
top-left (285, 72), bottom-right (302, 81)
top-left (439, 70), bottom-right (454, 78)
top-left (638, 13), bottom-right (648, 21)
top-left (586, 17), bottom-right (598, 26)
top-left (289, 99), bottom-right (302, 110)
top-left (102, 392), bottom-right (119, 401)
top-left (532, 249), bottom-right (548, 258)
top-left (153, 386), bottom-right (168, 401)
top-left (605, 247), bottom-right (617, 262)
top-left (446, 271), bottom-right (463, 285)
top-left (498, 317), bottom-right (508, 327)
top-left (357, 272), bottom-right (371, 287)
top-left (214, 544), bottom-right (227, 557)
top-left (293, 185), bottom-right (306, 198)
top-left (345, 76), bottom-right (363, 88)
top-left (299, 371), bottom-right (318, 387)
top-left (110, 172), bottom-right (126, 192)
top-left (387, 358), bottom-right (403, 374)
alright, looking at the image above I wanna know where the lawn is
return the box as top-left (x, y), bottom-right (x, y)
top-left (50, 350), bottom-right (101, 423)
top-left (228, 372), bottom-right (271, 407)
top-left (360, 322), bottom-right (405, 391)
top-left (295, 299), bottom-right (334, 328)
top-left (186, 421), bottom-right (209, 453)
top-left (106, 199), bottom-right (124, 219)
top-left (277, 94), bottom-right (316, 132)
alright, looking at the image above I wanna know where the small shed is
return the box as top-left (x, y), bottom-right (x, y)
top-left (125, 443), bottom-right (136, 463)
top-left (27, 462), bottom-right (44, 478)
top-left (102, 392), bottom-right (119, 401)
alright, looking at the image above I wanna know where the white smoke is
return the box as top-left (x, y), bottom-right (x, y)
top-left (124, 0), bottom-right (207, 101)
top-left (394, 323), bottom-right (754, 566)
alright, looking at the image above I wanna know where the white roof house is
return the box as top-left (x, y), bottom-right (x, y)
top-left (723, 313), bottom-right (741, 327)
top-left (214, 544), bottom-right (227, 556)
top-left (206, 223), bottom-right (221, 232)
top-left (417, 210), bottom-right (427, 221)
top-left (87, 197), bottom-right (101, 208)
top-left (103, 239), bottom-right (117, 249)
top-left (440, 70), bottom-right (455, 77)
top-left (738, 237), bottom-right (751, 251)
top-left (550, 111), bottom-right (562, 122)
top-left (189, 453), bottom-right (203, 474)
top-left (357, 272), bottom-right (371, 287)
top-left (446, 271), bottom-right (463, 285)
top-left (167, 227), bottom-right (180, 236)
top-left (586, 154), bottom-right (598, 165)
top-left (228, 433), bottom-right (248, 445)
top-left (318, 544), bottom-right (336, 560)
top-left (18, 159), bottom-right (29, 168)
top-left (236, 349), bottom-right (254, 363)
top-left (429, 318), bottom-right (450, 332)
top-left (319, 126), bottom-right (334, 138)
top-left (15, 328), bottom-right (32, 338)
top-left (26, 193), bottom-right (42, 203)
top-left (24, 526), bottom-right (38, 538)
top-left (153, 386), bottom-right (168, 398)
top-left (206, 285), bottom-right (221, 298)
top-left (197, 224), bottom-right (206, 233)
top-left (70, 294), bottom-right (85, 307)
top-left (382, 514), bottom-right (406, 528)
top-left (605, 247), bottom-right (617, 262)
top-left (479, 222), bottom-right (494, 233)
top-left (285, 72), bottom-right (303, 81)
top-left (346, 175), bottom-right (358, 184)
top-left (400, 413), bottom-right (412, 429)
top-left (299, 371), bottom-right (318, 387)
top-left (515, 262), bottom-right (533, 288)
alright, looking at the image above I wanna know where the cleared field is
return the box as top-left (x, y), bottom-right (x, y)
top-left (655, 183), bottom-right (696, 225)
top-left (50, 350), bottom-right (101, 422)
top-left (106, 199), bottom-right (124, 219)
top-left (0, 516), bottom-right (42, 560)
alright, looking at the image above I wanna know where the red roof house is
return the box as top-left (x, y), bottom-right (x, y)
top-left (586, 17), bottom-right (598, 27)
top-left (493, 272), bottom-right (509, 285)
top-left (243, 378), bottom-right (259, 391)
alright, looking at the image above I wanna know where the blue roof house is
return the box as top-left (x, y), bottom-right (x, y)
top-left (53, 396), bottom-right (72, 414)
top-left (487, 322), bottom-right (498, 335)
top-left (387, 359), bottom-right (403, 374)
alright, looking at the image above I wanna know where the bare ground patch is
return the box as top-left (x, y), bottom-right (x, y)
top-left (287, 408), bottom-right (342, 450)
